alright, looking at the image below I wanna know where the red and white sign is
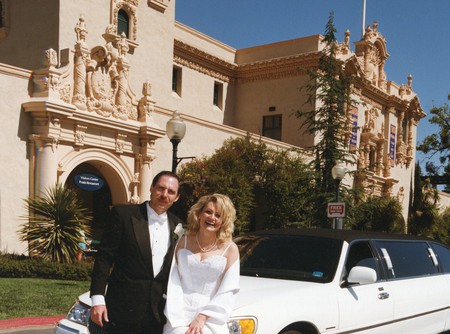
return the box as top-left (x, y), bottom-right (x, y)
top-left (327, 203), bottom-right (346, 218)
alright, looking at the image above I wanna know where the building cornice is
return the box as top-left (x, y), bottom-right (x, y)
top-left (174, 39), bottom-right (236, 82)
top-left (174, 39), bottom-right (320, 84)
top-left (236, 52), bottom-right (318, 83)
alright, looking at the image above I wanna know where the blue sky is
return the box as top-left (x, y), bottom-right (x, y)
top-left (175, 0), bottom-right (449, 165)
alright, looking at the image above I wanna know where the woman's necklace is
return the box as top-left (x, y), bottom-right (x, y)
top-left (196, 233), bottom-right (218, 252)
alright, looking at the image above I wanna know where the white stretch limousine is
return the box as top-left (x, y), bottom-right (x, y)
top-left (56, 229), bottom-right (450, 334)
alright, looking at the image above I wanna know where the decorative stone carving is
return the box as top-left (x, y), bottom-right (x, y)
top-left (354, 21), bottom-right (389, 90)
top-left (115, 133), bottom-right (127, 153)
top-left (148, 0), bottom-right (168, 12)
top-left (75, 15), bottom-right (88, 44)
top-left (72, 16), bottom-right (90, 110)
top-left (33, 48), bottom-right (63, 98)
top-left (336, 29), bottom-right (351, 55)
top-left (69, 15), bottom-right (140, 119)
top-left (130, 172), bottom-right (140, 204)
top-left (363, 107), bottom-right (376, 133)
top-left (74, 124), bottom-right (87, 146)
top-left (44, 48), bottom-right (58, 68)
top-left (138, 81), bottom-right (155, 122)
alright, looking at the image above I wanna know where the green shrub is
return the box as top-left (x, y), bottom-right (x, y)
top-left (0, 253), bottom-right (93, 281)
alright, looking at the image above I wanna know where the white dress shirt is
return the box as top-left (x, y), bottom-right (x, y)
top-left (147, 203), bottom-right (171, 277)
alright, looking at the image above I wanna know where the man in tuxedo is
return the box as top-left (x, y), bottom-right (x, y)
top-left (90, 171), bottom-right (184, 334)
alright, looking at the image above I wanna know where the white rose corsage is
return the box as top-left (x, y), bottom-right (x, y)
top-left (173, 223), bottom-right (185, 241)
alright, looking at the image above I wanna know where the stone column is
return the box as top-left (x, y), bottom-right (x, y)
top-left (139, 155), bottom-right (153, 201)
top-left (35, 137), bottom-right (59, 195)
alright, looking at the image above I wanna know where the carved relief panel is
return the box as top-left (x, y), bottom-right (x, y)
top-left (354, 22), bottom-right (389, 90)
top-left (71, 16), bottom-right (139, 120)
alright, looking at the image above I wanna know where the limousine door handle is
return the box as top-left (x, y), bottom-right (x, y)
top-left (378, 292), bottom-right (390, 300)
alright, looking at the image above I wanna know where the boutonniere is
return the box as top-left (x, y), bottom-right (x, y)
top-left (173, 223), bottom-right (185, 241)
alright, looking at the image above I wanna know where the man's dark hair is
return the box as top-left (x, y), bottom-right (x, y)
top-left (151, 171), bottom-right (180, 192)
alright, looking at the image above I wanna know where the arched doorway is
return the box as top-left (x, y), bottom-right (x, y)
top-left (66, 162), bottom-right (112, 242)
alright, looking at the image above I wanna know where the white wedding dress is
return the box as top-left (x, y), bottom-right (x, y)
top-left (163, 238), bottom-right (240, 334)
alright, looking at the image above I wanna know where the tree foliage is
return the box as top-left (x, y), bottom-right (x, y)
top-left (294, 12), bottom-right (356, 226)
top-left (417, 96), bottom-right (450, 190)
top-left (176, 136), bottom-right (313, 233)
top-left (408, 163), bottom-right (443, 238)
top-left (348, 196), bottom-right (404, 232)
top-left (434, 207), bottom-right (450, 246)
top-left (18, 184), bottom-right (92, 263)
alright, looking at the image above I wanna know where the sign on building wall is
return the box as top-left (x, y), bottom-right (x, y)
top-left (349, 106), bottom-right (358, 151)
top-left (74, 173), bottom-right (104, 191)
top-left (389, 124), bottom-right (396, 167)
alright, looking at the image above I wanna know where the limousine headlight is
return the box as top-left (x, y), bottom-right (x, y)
top-left (66, 300), bottom-right (90, 326)
top-left (227, 317), bottom-right (257, 334)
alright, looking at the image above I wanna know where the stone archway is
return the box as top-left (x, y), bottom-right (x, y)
top-left (65, 162), bottom-right (112, 242)
top-left (59, 148), bottom-right (134, 242)
top-left (58, 148), bottom-right (133, 205)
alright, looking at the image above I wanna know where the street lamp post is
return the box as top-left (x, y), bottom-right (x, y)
top-left (331, 162), bottom-right (346, 229)
top-left (166, 111), bottom-right (186, 174)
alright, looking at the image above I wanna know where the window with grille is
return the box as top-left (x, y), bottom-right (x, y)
top-left (262, 115), bottom-right (282, 141)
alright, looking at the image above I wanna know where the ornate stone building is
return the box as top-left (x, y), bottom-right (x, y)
top-left (0, 0), bottom-right (424, 253)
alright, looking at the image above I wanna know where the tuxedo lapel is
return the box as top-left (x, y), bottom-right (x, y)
top-left (132, 202), bottom-right (154, 277)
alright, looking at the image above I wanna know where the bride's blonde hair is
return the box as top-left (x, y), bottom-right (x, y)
top-left (186, 194), bottom-right (236, 242)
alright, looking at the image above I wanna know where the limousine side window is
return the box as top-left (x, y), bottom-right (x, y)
top-left (344, 241), bottom-right (380, 281)
top-left (430, 242), bottom-right (450, 273)
top-left (375, 241), bottom-right (439, 279)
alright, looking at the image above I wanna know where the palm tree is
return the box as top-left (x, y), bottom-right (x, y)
top-left (18, 183), bottom-right (92, 263)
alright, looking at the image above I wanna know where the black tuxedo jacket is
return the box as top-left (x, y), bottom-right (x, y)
top-left (90, 201), bottom-right (183, 326)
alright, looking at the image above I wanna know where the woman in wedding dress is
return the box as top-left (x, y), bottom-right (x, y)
top-left (163, 194), bottom-right (240, 334)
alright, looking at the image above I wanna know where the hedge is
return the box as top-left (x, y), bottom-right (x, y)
top-left (0, 254), bottom-right (93, 281)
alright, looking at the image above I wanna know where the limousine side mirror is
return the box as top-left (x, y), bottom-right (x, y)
top-left (347, 266), bottom-right (377, 285)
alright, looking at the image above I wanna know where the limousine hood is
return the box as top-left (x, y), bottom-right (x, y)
top-left (232, 275), bottom-right (334, 312)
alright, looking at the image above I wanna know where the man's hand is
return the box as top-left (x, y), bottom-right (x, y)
top-left (90, 305), bottom-right (109, 327)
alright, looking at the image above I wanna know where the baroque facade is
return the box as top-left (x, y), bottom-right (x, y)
top-left (0, 0), bottom-right (424, 253)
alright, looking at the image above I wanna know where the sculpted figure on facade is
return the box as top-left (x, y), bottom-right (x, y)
top-left (138, 80), bottom-right (155, 122)
top-left (75, 15), bottom-right (88, 43)
top-left (363, 107), bottom-right (378, 134)
top-left (69, 15), bottom-right (138, 120)
top-left (73, 16), bottom-right (89, 110)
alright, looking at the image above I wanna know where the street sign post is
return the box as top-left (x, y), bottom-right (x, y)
top-left (327, 202), bottom-right (346, 218)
